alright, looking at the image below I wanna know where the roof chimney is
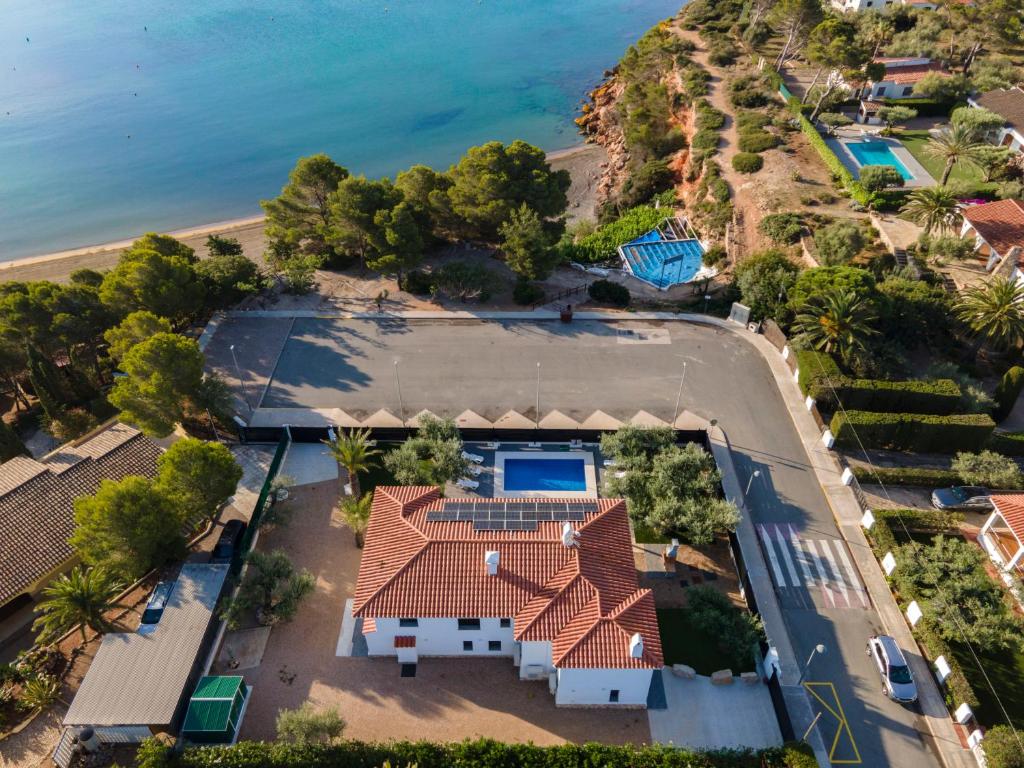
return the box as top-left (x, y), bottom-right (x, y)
top-left (484, 550), bottom-right (500, 576)
top-left (629, 633), bottom-right (644, 659)
top-left (561, 522), bottom-right (579, 548)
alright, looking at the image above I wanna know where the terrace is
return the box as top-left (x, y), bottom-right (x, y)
top-left (617, 217), bottom-right (714, 290)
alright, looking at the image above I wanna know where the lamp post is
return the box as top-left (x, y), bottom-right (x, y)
top-left (703, 294), bottom-right (712, 314)
top-left (745, 469), bottom-right (761, 497)
top-left (798, 644), bottom-right (827, 685)
top-left (672, 361), bottom-right (687, 428)
top-left (229, 344), bottom-right (252, 411)
top-left (393, 359), bottom-right (406, 426)
top-left (535, 362), bottom-right (541, 429)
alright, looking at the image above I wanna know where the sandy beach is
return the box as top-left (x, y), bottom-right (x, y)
top-left (0, 144), bottom-right (608, 285)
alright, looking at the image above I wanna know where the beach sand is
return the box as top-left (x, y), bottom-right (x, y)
top-left (0, 144), bottom-right (608, 284)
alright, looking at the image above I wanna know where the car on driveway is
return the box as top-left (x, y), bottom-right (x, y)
top-left (931, 486), bottom-right (992, 511)
top-left (867, 635), bottom-right (918, 704)
top-left (211, 519), bottom-right (247, 564)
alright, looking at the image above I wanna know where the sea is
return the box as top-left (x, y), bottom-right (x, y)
top-left (0, 0), bottom-right (681, 261)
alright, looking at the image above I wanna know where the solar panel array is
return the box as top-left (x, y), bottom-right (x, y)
top-left (426, 500), bottom-right (599, 531)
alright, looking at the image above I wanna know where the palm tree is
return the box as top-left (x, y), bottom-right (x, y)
top-left (900, 187), bottom-right (961, 236)
top-left (793, 288), bottom-right (879, 367)
top-left (863, 14), bottom-right (894, 57)
top-left (32, 567), bottom-right (126, 644)
top-left (323, 428), bottom-right (380, 498)
top-left (339, 492), bottom-right (374, 548)
top-left (955, 277), bottom-right (1024, 360)
top-left (925, 124), bottom-right (987, 186)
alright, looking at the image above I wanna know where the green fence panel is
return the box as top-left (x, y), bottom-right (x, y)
top-left (232, 434), bottom-right (289, 574)
top-left (778, 83), bottom-right (793, 101)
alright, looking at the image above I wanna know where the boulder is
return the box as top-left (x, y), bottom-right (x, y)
top-left (671, 664), bottom-right (696, 680)
top-left (740, 672), bottom-right (760, 685)
top-left (710, 669), bottom-right (734, 685)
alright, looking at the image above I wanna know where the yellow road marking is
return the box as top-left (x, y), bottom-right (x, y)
top-left (804, 681), bottom-right (862, 765)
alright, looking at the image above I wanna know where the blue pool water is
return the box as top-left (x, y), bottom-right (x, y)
top-left (844, 140), bottom-right (914, 180)
top-left (622, 239), bottom-right (705, 289)
top-left (0, 0), bottom-right (681, 260)
top-left (504, 459), bottom-right (586, 492)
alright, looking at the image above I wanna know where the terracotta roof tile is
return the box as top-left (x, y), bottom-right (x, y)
top-left (963, 199), bottom-right (1024, 258)
top-left (353, 488), bottom-right (662, 669)
top-left (0, 424), bottom-right (162, 605)
top-left (991, 494), bottom-right (1024, 545)
top-left (872, 60), bottom-right (948, 85)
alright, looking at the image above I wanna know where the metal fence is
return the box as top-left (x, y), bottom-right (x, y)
top-left (232, 433), bottom-right (289, 575)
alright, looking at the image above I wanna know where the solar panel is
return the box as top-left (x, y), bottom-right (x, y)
top-left (427, 500), bottom-right (598, 531)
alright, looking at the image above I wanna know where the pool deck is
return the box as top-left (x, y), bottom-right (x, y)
top-left (450, 442), bottom-right (606, 499)
top-left (826, 130), bottom-right (935, 189)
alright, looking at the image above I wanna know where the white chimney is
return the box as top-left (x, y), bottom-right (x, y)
top-left (484, 550), bottom-right (500, 576)
top-left (629, 632), bottom-right (644, 659)
top-left (561, 522), bottom-right (579, 548)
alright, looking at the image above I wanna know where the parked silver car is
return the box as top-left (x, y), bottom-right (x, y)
top-left (930, 486), bottom-right (992, 512)
top-left (867, 635), bottom-right (918, 704)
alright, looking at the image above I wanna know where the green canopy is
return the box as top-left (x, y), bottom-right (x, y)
top-left (182, 676), bottom-right (248, 744)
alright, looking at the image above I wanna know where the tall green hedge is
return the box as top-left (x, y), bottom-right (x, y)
top-left (988, 431), bottom-right (1024, 456)
top-left (795, 349), bottom-right (842, 396)
top-left (145, 738), bottom-right (818, 768)
top-left (830, 411), bottom-right (995, 452)
top-left (811, 378), bottom-right (962, 415)
top-left (851, 465), bottom-right (962, 487)
top-left (994, 366), bottom-right (1024, 422)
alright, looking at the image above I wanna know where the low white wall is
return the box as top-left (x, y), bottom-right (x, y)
top-left (554, 668), bottom-right (653, 707)
top-left (518, 640), bottom-right (553, 678)
top-left (364, 617), bottom-right (515, 657)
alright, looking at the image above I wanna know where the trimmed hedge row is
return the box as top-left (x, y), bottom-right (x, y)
top-left (851, 465), bottom-right (961, 487)
top-left (811, 378), bottom-right (962, 415)
top-left (830, 411), bottom-right (996, 452)
top-left (795, 349), bottom-right (841, 397)
top-left (993, 366), bottom-right (1024, 422)
top-left (144, 738), bottom-right (820, 768)
top-left (864, 510), bottom-right (980, 711)
top-left (989, 431), bottom-right (1024, 456)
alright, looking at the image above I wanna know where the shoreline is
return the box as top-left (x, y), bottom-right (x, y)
top-left (0, 144), bottom-right (604, 284)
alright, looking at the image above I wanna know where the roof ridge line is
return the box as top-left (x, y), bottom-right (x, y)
top-left (550, 594), bottom-right (603, 666)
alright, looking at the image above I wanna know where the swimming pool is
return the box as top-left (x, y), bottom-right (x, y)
top-left (844, 139), bottom-right (914, 180)
top-left (503, 458), bottom-right (587, 492)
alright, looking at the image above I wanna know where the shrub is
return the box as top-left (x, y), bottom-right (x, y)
top-left (17, 674), bottom-right (60, 712)
top-left (994, 366), bottom-right (1024, 422)
top-left (696, 101), bottom-right (726, 131)
top-left (988, 431), bottom-right (1024, 457)
top-left (983, 725), bottom-right (1024, 768)
top-left (736, 111), bottom-right (771, 131)
top-left (796, 349), bottom-right (842, 397)
top-left (513, 280), bottom-right (545, 306)
top-left (685, 586), bottom-right (762, 670)
top-left (852, 465), bottom-right (962, 487)
top-left (732, 152), bottom-right (763, 173)
top-left (738, 130), bottom-right (779, 153)
top-left (276, 703), bottom-right (346, 745)
top-left (707, 41), bottom-right (738, 66)
top-left (728, 75), bottom-right (770, 109)
top-left (759, 213), bottom-right (803, 245)
top-left (620, 159), bottom-right (675, 208)
top-left (400, 269), bottom-right (433, 295)
top-left (587, 279), bottom-right (630, 307)
top-left (809, 378), bottom-right (962, 415)
top-left (830, 411), bottom-right (996, 452)
top-left (859, 165), bottom-right (905, 193)
top-left (813, 220), bottom-right (864, 266)
top-left (691, 129), bottom-right (721, 151)
top-left (703, 244), bottom-right (727, 267)
top-left (560, 205), bottom-right (663, 263)
top-left (950, 450), bottom-right (1023, 488)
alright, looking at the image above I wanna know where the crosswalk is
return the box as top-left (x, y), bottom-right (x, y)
top-left (756, 523), bottom-right (869, 610)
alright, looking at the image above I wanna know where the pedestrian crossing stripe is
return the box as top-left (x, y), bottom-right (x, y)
top-left (756, 524), bottom-right (869, 609)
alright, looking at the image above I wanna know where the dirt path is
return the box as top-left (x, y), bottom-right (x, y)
top-left (674, 28), bottom-right (762, 260)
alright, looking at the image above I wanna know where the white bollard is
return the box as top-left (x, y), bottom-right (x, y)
top-left (906, 600), bottom-right (923, 626)
top-left (841, 467), bottom-right (854, 485)
top-left (882, 552), bottom-right (897, 575)
top-left (934, 655), bottom-right (952, 684)
top-left (821, 429), bottom-right (835, 449)
top-left (793, 367), bottom-right (800, 383)
top-left (955, 702), bottom-right (974, 724)
top-left (861, 509), bottom-right (875, 529)
top-left (782, 345), bottom-right (790, 360)
top-left (805, 395), bottom-right (816, 411)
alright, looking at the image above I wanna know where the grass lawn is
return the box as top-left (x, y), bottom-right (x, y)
top-left (951, 641), bottom-right (1024, 730)
top-left (657, 608), bottom-right (750, 674)
top-left (899, 130), bottom-right (984, 185)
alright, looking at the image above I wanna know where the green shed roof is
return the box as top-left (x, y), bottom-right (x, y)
top-left (192, 675), bottom-right (244, 701)
top-left (182, 676), bottom-right (246, 735)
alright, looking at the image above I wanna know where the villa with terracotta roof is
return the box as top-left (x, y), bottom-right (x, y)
top-left (352, 486), bottom-right (663, 707)
top-left (960, 199), bottom-right (1024, 279)
top-left (969, 87), bottom-right (1024, 155)
top-left (860, 57), bottom-right (948, 101)
top-left (980, 495), bottom-right (1024, 575)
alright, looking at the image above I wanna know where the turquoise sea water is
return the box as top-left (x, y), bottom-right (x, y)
top-left (0, 0), bottom-right (681, 260)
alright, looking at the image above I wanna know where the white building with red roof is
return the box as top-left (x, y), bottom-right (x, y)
top-left (353, 486), bottom-right (663, 707)
top-left (960, 199), bottom-right (1024, 279)
top-left (980, 495), bottom-right (1024, 575)
top-left (860, 57), bottom-right (949, 101)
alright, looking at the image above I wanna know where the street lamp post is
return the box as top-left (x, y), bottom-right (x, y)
top-left (535, 362), bottom-right (541, 429)
top-left (798, 643), bottom-right (827, 685)
top-left (745, 469), bottom-right (761, 497)
top-left (672, 361), bottom-right (687, 427)
top-left (229, 344), bottom-right (252, 411)
top-left (394, 359), bottom-right (406, 426)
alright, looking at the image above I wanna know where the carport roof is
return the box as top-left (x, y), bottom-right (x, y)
top-left (990, 494), bottom-right (1024, 544)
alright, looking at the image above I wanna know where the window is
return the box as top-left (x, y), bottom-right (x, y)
top-left (876, 86), bottom-right (886, 96)
top-left (399, 618), bottom-right (418, 627)
top-left (488, 641), bottom-right (502, 652)
top-left (865, 1), bottom-right (873, 5)
top-left (609, 690), bottom-right (620, 703)
top-left (500, 618), bottom-right (511, 628)
top-left (902, 86), bottom-right (913, 96)
top-left (457, 618), bottom-right (481, 630)
top-left (463, 640), bottom-right (474, 651)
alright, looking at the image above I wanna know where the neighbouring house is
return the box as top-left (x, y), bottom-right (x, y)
top-left (968, 87), bottom-right (1024, 154)
top-left (0, 422), bottom-right (162, 652)
top-left (979, 495), bottom-right (1024, 575)
top-left (860, 57), bottom-right (948, 101)
top-left (353, 487), bottom-right (663, 708)
top-left (62, 563), bottom-right (229, 744)
top-left (831, 0), bottom-right (897, 11)
top-left (960, 199), bottom-right (1024, 279)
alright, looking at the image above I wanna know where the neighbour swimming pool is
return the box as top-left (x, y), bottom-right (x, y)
top-left (503, 458), bottom-right (587, 492)
top-left (844, 139), bottom-right (914, 180)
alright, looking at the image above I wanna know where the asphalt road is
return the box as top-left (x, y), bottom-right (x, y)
top-left (221, 316), bottom-right (945, 767)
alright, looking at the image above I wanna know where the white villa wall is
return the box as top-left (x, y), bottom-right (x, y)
top-left (554, 668), bottom-right (653, 707)
top-left (518, 640), bottom-right (553, 678)
top-left (832, 0), bottom-right (897, 10)
top-left (364, 617), bottom-right (515, 657)
top-left (997, 126), bottom-right (1024, 153)
top-left (864, 80), bottom-right (918, 100)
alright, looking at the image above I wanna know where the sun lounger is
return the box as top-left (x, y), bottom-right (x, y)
top-left (483, 441), bottom-right (501, 450)
top-left (462, 450), bottom-right (484, 464)
top-left (569, 439), bottom-right (583, 449)
top-left (603, 459), bottom-right (617, 468)
top-left (456, 478), bottom-right (480, 490)
top-left (466, 464), bottom-right (482, 476)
